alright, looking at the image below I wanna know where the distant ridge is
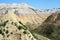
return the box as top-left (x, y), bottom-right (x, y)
top-left (0, 3), bottom-right (60, 14)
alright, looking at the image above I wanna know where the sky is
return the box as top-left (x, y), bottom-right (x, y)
top-left (0, 0), bottom-right (60, 9)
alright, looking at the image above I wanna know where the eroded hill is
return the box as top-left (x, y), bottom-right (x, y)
top-left (34, 12), bottom-right (60, 40)
top-left (0, 13), bottom-right (37, 40)
top-left (0, 13), bottom-right (51, 40)
top-left (0, 4), bottom-right (60, 40)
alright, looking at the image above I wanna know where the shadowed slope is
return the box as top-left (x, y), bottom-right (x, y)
top-left (34, 12), bottom-right (60, 40)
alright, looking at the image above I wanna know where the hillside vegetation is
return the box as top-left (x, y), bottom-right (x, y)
top-left (34, 12), bottom-right (60, 40)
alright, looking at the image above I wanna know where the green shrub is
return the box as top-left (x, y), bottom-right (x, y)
top-left (42, 24), bottom-right (54, 36)
top-left (18, 26), bottom-right (22, 30)
top-left (0, 20), bottom-right (8, 26)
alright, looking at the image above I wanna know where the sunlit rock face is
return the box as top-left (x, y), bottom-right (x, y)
top-left (0, 3), bottom-right (36, 14)
top-left (1, 4), bottom-right (60, 30)
top-left (0, 3), bottom-right (60, 40)
top-left (0, 3), bottom-right (60, 14)
top-left (0, 4), bottom-right (51, 30)
top-left (0, 3), bottom-right (60, 30)
top-left (0, 12), bottom-right (37, 40)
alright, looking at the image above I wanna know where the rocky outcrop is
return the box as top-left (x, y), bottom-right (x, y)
top-left (0, 13), bottom-right (36, 40)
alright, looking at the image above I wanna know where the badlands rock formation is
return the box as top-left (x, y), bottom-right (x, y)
top-left (0, 4), bottom-right (51, 29)
top-left (0, 4), bottom-right (60, 40)
top-left (0, 12), bottom-right (37, 40)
